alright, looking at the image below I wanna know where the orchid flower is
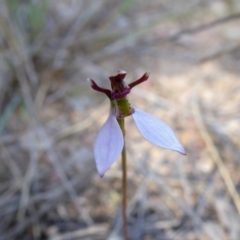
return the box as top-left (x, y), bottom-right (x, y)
top-left (88, 70), bottom-right (186, 177)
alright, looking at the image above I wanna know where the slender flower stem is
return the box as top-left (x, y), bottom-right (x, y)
top-left (117, 118), bottom-right (128, 240)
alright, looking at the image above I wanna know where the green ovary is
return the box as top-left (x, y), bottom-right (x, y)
top-left (113, 97), bottom-right (134, 119)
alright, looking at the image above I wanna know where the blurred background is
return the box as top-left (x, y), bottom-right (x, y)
top-left (0, 0), bottom-right (240, 239)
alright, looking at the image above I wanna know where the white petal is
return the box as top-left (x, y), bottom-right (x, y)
top-left (94, 113), bottom-right (124, 177)
top-left (132, 107), bottom-right (186, 154)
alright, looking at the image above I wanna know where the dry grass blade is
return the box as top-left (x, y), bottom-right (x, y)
top-left (53, 99), bottom-right (109, 141)
top-left (170, 12), bottom-right (240, 41)
top-left (0, 94), bottom-right (20, 135)
top-left (17, 150), bottom-right (39, 222)
top-left (1, 0), bottom-right (39, 86)
top-left (50, 224), bottom-right (109, 240)
top-left (3, 4), bottom-right (94, 226)
top-left (0, 141), bottom-right (22, 184)
top-left (192, 98), bottom-right (240, 215)
top-left (53, 0), bottom-right (103, 70)
top-left (1, 202), bottom-right (53, 240)
top-left (151, 171), bottom-right (218, 240)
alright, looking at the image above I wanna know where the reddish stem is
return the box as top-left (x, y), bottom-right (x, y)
top-left (117, 118), bottom-right (129, 240)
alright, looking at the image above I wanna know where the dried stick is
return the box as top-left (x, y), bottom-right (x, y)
top-left (170, 12), bottom-right (240, 41)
